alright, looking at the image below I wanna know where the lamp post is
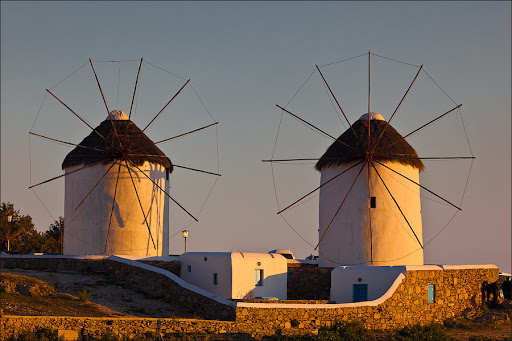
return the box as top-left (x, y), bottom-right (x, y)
top-left (6, 215), bottom-right (12, 252)
top-left (182, 230), bottom-right (189, 253)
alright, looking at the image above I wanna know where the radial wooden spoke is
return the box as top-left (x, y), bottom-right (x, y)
top-left (371, 162), bottom-right (423, 249)
top-left (278, 160), bottom-right (364, 215)
top-left (89, 58), bottom-right (111, 115)
top-left (75, 161), bottom-right (117, 211)
top-left (29, 132), bottom-right (109, 153)
top-left (367, 161), bottom-right (373, 263)
top-left (316, 65), bottom-right (357, 138)
top-left (127, 79), bottom-right (190, 151)
top-left (28, 157), bottom-right (114, 189)
top-left (276, 105), bottom-right (362, 155)
top-left (142, 79), bottom-right (190, 133)
top-left (125, 161), bottom-right (156, 250)
top-left (124, 58), bottom-right (144, 148)
top-left (378, 156), bottom-right (475, 161)
top-left (315, 162), bottom-right (366, 250)
top-left (129, 58), bottom-right (143, 119)
top-left (125, 154), bottom-right (169, 157)
top-left (153, 122), bottom-right (219, 145)
top-left (46, 89), bottom-right (115, 150)
top-left (90, 58), bottom-right (123, 150)
top-left (370, 65), bottom-right (423, 154)
top-left (129, 162), bottom-right (198, 222)
top-left (367, 51), bottom-right (371, 152)
top-left (262, 158), bottom-right (335, 162)
top-left (173, 164), bottom-right (221, 177)
top-left (104, 162), bottom-right (122, 253)
top-left (373, 104), bottom-right (462, 156)
top-left (129, 122), bottom-right (219, 153)
top-left (374, 160), bottom-right (462, 210)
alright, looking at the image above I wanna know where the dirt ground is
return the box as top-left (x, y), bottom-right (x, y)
top-left (1, 268), bottom-right (194, 318)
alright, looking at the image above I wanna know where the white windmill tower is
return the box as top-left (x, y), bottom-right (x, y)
top-left (315, 112), bottom-right (425, 267)
top-left (62, 109), bottom-right (173, 257)
top-left (29, 58), bottom-right (220, 257)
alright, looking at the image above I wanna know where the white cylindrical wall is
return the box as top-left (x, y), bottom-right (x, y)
top-left (63, 161), bottom-right (166, 256)
top-left (318, 161), bottom-right (423, 267)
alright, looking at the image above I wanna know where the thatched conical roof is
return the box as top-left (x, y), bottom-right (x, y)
top-left (315, 114), bottom-right (424, 172)
top-left (62, 115), bottom-right (172, 171)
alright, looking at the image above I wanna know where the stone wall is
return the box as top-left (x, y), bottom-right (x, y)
top-left (287, 263), bottom-right (332, 300)
top-left (0, 316), bottom-right (241, 341)
top-left (0, 256), bottom-right (107, 273)
top-left (236, 267), bottom-right (499, 331)
top-left (0, 256), bottom-right (499, 338)
top-left (104, 260), bottom-right (236, 321)
top-left (139, 260), bottom-right (181, 277)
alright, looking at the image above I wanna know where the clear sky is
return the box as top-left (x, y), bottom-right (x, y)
top-left (1, 2), bottom-right (510, 272)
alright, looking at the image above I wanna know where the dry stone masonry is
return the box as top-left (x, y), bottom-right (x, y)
top-left (0, 256), bottom-right (498, 339)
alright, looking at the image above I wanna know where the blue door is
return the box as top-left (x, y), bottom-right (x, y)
top-left (353, 284), bottom-right (368, 302)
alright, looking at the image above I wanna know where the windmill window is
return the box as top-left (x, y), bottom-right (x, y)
top-left (213, 273), bottom-right (218, 285)
top-left (255, 269), bottom-right (264, 286)
top-left (370, 197), bottom-right (376, 208)
top-left (187, 265), bottom-right (191, 272)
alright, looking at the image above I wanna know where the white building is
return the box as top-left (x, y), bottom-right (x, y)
top-left (179, 252), bottom-right (288, 300)
top-left (63, 110), bottom-right (171, 257)
top-left (316, 113), bottom-right (424, 267)
top-left (330, 265), bottom-right (406, 303)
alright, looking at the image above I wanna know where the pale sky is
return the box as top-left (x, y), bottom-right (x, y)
top-left (1, 2), bottom-right (510, 272)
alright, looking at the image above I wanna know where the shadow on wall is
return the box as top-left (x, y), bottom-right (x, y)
top-left (236, 272), bottom-right (288, 300)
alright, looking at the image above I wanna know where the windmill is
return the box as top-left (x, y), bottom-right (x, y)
top-left (264, 52), bottom-right (473, 267)
top-left (29, 58), bottom-right (220, 256)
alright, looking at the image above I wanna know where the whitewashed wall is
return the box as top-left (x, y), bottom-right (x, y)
top-left (330, 265), bottom-right (406, 303)
top-left (179, 252), bottom-right (233, 299)
top-left (63, 161), bottom-right (166, 257)
top-left (318, 161), bottom-right (423, 267)
top-left (179, 252), bottom-right (288, 300)
top-left (231, 252), bottom-right (288, 300)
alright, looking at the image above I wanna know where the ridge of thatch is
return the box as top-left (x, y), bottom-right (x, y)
top-left (62, 120), bottom-right (172, 171)
top-left (315, 119), bottom-right (424, 172)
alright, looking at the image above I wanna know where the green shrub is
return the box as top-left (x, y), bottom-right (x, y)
top-left (77, 287), bottom-right (92, 302)
top-left (443, 317), bottom-right (474, 329)
top-left (278, 321), bottom-right (370, 341)
top-left (9, 327), bottom-right (57, 341)
top-left (395, 323), bottom-right (453, 341)
top-left (330, 321), bottom-right (369, 341)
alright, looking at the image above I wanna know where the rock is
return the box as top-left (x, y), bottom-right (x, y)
top-left (58, 329), bottom-right (80, 341)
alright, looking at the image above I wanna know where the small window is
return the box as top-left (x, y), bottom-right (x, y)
top-left (255, 269), bottom-right (264, 286)
top-left (428, 284), bottom-right (435, 303)
top-left (287, 269), bottom-right (290, 283)
top-left (213, 273), bottom-right (218, 285)
top-left (187, 265), bottom-right (191, 272)
top-left (370, 197), bottom-right (376, 208)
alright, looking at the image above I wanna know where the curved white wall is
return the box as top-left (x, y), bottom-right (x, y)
top-left (318, 161), bottom-right (423, 267)
top-left (63, 161), bottom-right (166, 256)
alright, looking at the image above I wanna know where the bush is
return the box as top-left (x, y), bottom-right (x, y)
top-left (443, 317), bottom-right (474, 329)
top-left (77, 288), bottom-right (92, 302)
top-left (8, 327), bottom-right (57, 341)
top-left (278, 321), bottom-right (370, 341)
top-left (394, 323), bottom-right (453, 341)
top-left (330, 321), bottom-right (369, 341)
